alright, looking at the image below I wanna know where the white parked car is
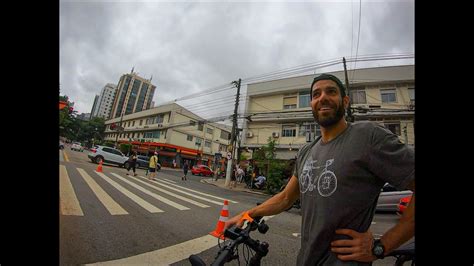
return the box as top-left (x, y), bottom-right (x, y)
top-left (88, 145), bottom-right (128, 167)
top-left (71, 142), bottom-right (84, 152)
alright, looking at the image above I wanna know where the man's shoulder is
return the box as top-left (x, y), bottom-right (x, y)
top-left (351, 121), bottom-right (394, 137)
top-left (351, 121), bottom-right (379, 130)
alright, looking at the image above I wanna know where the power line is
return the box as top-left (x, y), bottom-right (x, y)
top-left (350, 0), bottom-right (354, 62)
top-left (352, 0), bottom-right (362, 81)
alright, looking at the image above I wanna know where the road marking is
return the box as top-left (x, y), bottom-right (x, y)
top-left (163, 178), bottom-right (176, 183)
top-left (59, 150), bottom-right (64, 162)
top-left (59, 165), bottom-right (83, 216)
top-left (159, 179), bottom-right (239, 203)
top-left (94, 171), bottom-right (163, 213)
top-left (89, 234), bottom-right (217, 265)
top-left (89, 215), bottom-right (275, 265)
top-left (77, 168), bottom-right (128, 215)
top-left (121, 174), bottom-right (210, 208)
top-left (292, 233), bottom-right (301, 237)
top-left (139, 176), bottom-right (227, 205)
top-left (111, 173), bottom-right (190, 210)
top-left (63, 150), bottom-right (70, 162)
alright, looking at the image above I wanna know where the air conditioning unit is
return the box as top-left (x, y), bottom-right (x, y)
top-left (272, 132), bottom-right (279, 138)
top-left (246, 132), bottom-right (253, 138)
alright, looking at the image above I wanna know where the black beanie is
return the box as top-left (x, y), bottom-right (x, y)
top-left (310, 73), bottom-right (346, 98)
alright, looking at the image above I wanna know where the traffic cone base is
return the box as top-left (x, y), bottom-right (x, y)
top-left (210, 200), bottom-right (229, 240)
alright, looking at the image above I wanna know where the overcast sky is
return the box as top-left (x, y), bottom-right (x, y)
top-left (60, 0), bottom-right (414, 120)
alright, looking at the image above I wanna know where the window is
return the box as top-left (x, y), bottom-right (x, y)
top-left (299, 123), bottom-right (321, 137)
top-left (206, 128), bottom-right (213, 134)
top-left (144, 131), bottom-right (161, 138)
top-left (195, 137), bottom-right (202, 146)
top-left (381, 89), bottom-right (397, 103)
top-left (187, 135), bottom-right (193, 141)
top-left (139, 120), bottom-right (143, 126)
top-left (155, 114), bottom-right (164, 124)
top-left (198, 123), bottom-right (204, 131)
top-left (131, 132), bottom-right (135, 138)
top-left (205, 140), bottom-right (211, 148)
top-left (283, 96), bottom-right (297, 109)
top-left (298, 91), bottom-right (311, 108)
top-left (132, 121), bottom-right (135, 126)
top-left (104, 147), bottom-right (122, 156)
top-left (385, 122), bottom-right (401, 136)
top-left (220, 131), bottom-right (230, 140)
top-left (408, 88), bottom-right (415, 102)
top-left (349, 90), bottom-right (367, 104)
top-left (219, 144), bottom-right (227, 152)
top-left (282, 125), bottom-right (296, 137)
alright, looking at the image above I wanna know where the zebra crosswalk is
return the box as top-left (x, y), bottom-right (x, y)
top-left (60, 165), bottom-right (83, 216)
top-left (59, 165), bottom-right (238, 216)
top-left (77, 168), bottom-right (129, 215)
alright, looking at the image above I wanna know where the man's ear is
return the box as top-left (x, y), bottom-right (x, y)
top-left (343, 95), bottom-right (350, 109)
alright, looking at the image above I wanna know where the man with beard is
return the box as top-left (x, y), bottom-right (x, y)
top-left (224, 74), bottom-right (415, 265)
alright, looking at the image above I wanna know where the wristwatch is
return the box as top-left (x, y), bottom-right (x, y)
top-left (372, 239), bottom-right (385, 259)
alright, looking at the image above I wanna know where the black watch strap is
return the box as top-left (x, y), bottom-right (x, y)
top-left (372, 239), bottom-right (385, 259)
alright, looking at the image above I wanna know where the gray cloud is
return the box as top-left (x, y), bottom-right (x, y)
top-left (60, 0), bottom-right (414, 117)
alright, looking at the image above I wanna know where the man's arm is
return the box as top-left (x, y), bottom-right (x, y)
top-left (331, 179), bottom-right (415, 262)
top-left (224, 175), bottom-right (300, 229)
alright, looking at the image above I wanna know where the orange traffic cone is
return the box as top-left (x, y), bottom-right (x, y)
top-left (96, 159), bottom-right (103, 172)
top-left (210, 200), bottom-right (229, 239)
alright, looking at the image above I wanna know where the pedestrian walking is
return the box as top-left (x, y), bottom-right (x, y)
top-left (182, 161), bottom-right (189, 181)
top-left (148, 152), bottom-right (159, 180)
top-left (236, 166), bottom-right (244, 183)
top-left (126, 151), bottom-right (137, 176)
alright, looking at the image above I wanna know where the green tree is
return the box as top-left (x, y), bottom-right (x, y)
top-left (119, 143), bottom-right (132, 155)
top-left (59, 94), bottom-right (105, 145)
top-left (59, 95), bottom-right (78, 140)
top-left (253, 137), bottom-right (287, 194)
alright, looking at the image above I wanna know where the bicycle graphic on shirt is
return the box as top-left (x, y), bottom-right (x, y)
top-left (300, 158), bottom-right (337, 197)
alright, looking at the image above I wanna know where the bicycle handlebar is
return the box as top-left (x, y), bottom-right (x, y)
top-left (189, 216), bottom-right (269, 266)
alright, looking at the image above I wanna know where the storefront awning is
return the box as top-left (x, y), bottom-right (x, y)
top-left (159, 151), bottom-right (177, 157)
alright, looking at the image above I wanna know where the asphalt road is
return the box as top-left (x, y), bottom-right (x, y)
top-left (60, 146), bottom-right (408, 265)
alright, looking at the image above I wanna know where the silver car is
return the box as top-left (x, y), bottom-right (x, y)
top-left (88, 145), bottom-right (128, 167)
top-left (71, 142), bottom-right (84, 152)
top-left (376, 183), bottom-right (413, 212)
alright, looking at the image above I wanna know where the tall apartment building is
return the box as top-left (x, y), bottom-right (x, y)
top-left (243, 64), bottom-right (415, 160)
top-left (90, 95), bottom-right (99, 119)
top-left (90, 84), bottom-right (117, 119)
top-left (109, 71), bottom-right (156, 119)
top-left (92, 83), bottom-right (117, 119)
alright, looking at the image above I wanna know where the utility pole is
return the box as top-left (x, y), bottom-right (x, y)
top-left (343, 57), bottom-right (354, 122)
top-left (225, 78), bottom-right (241, 187)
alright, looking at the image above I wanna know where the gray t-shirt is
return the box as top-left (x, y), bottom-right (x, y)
top-left (293, 121), bottom-right (414, 266)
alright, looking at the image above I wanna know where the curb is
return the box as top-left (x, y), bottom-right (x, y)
top-left (200, 179), bottom-right (267, 196)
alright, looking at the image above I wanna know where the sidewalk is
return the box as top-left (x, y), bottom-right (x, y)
top-left (200, 177), bottom-right (268, 196)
